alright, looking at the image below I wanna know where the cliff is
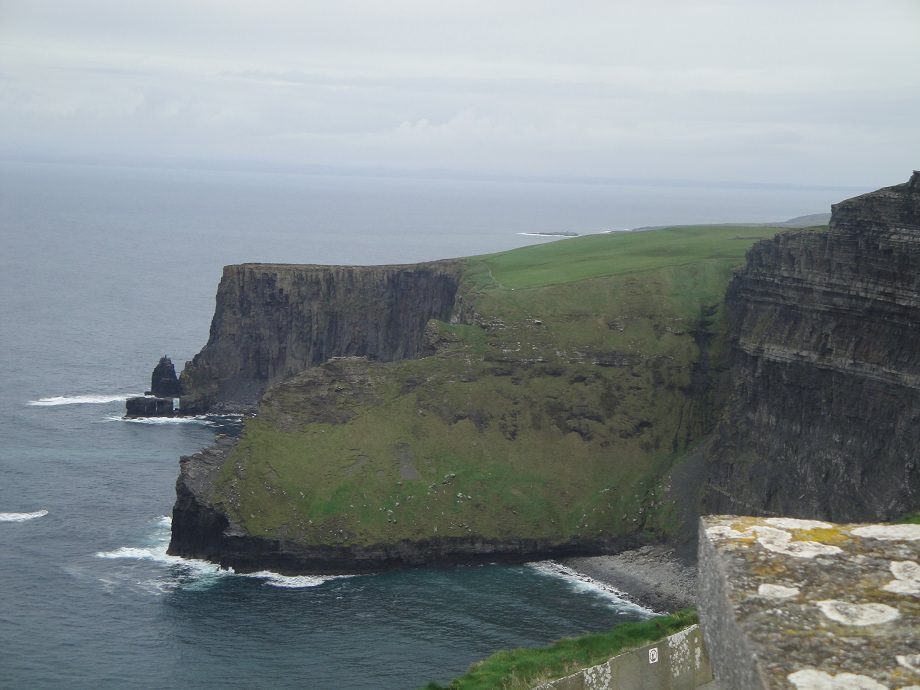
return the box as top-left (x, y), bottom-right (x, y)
top-left (179, 261), bottom-right (462, 412)
top-left (168, 174), bottom-right (920, 573)
top-left (704, 172), bottom-right (920, 521)
top-left (168, 225), bottom-right (785, 570)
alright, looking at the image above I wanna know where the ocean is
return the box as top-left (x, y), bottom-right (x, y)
top-left (0, 161), bottom-right (858, 688)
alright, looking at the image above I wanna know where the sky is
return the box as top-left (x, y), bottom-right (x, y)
top-left (1, 0), bottom-right (918, 187)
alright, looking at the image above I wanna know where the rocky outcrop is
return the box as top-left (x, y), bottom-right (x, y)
top-left (125, 356), bottom-right (182, 417)
top-left (704, 173), bottom-right (920, 521)
top-left (178, 262), bottom-right (462, 413)
top-left (125, 396), bottom-right (175, 417)
top-left (150, 355), bottom-right (182, 397)
top-left (169, 437), bottom-right (236, 559)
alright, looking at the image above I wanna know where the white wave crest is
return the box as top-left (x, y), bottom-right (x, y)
top-left (96, 543), bottom-right (228, 574)
top-left (104, 414), bottom-right (217, 426)
top-left (0, 509), bottom-right (49, 522)
top-left (96, 515), bottom-right (341, 591)
top-left (29, 393), bottom-right (143, 406)
top-left (527, 561), bottom-right (653, 614)
top-left (96, 515), bottom-right (224, 573)
top-left (244, 570), bottom-right (344, 589)
top-left (96, 545), bottom-right (341, 589)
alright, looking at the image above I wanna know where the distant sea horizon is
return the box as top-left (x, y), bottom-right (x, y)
top-left (0, 152), bottom-right (872, 196)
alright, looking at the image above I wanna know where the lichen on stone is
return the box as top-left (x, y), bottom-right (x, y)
top-left (758, 583), bottom-right (800, 599)
top-left (851, 525), bottom-right (920, 541)
top-left (700, 516), bottom-right (920, 690)
top-left (815, 600), bottom-right (900, 626)
top-left (883, 561), bottom-right (920, 596)
top-left (750, 524), bottom-right (843, 558)
top-left (765, 518), bottom-right (834, 531)
top-left (898, 655), bottom-right (920, 674)
top-left (787, 668), bottom-right (888, 689)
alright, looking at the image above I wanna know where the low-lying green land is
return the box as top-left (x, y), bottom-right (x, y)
top-left (423, 609), bottom-right (698, 690)
top-left (209, 225), bottom-right (802, 550)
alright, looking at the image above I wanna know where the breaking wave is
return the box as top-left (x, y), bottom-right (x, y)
top-left (103, 414), bottom-right (218, 426)
top-left (95, 516), bottom-right (343, 592)
top-left (0, 509), bottom-right (49, 522)
top-left (28, 393), bottom-right (143, 406)
top-left (527, 561), bottom-right (652, 615)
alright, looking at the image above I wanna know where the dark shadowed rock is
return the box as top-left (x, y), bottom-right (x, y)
top-left (178, 261), bottom-right (463, 413)
top-left (150, 356), bottom-right (182, 398)
top-left (704, 172), bottom-right (920, 521)
top-left (125, 396), bottom-right (174, 417)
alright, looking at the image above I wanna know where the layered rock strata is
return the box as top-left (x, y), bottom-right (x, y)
top-left (705, 173), bottom-right (920, 521)
top-left (179, 261), bottom-right (462, 412)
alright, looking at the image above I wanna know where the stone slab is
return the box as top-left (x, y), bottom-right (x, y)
top-left (698, 516), bottom-right (920, 689)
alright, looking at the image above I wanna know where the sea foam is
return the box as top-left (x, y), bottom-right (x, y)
top-left (96, 515), bottom-right (341, 591)
top-left (527, 561), bottom-right (652, 615)
top-left (104, 414), bottom-right (217, 426)
top-left (0, 509), bottom-right (49, 522)
top-left (29, 393), bottom-right (143, 406)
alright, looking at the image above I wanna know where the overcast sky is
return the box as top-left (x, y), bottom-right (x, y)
top-left (1, 0), bottom-right (918, 186)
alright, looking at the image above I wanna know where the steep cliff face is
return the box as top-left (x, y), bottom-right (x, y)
top-left (704, 172), bottom-right (920, 521)
top-left (179, 261), bottom-right (462, 412)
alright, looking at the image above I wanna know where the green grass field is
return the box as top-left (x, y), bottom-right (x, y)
top-left (208, 224), bottom-right (802, 548)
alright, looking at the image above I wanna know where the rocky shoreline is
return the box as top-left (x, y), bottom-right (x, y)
top-left (561, 545), bottom-right (698, 614)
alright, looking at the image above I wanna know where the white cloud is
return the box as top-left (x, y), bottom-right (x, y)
top-left (0, 0), bottom-right (918, 185)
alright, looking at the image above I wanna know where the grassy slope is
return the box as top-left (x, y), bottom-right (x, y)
top-left (210, 225), bottom-right (793, 547)
top-left (423, 609), bottom-right (698, 690)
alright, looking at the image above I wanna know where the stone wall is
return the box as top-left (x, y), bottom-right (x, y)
top-left (698, 515), bottom-right (920, 689)
top-left (533, 624), bottom-right (715, 690)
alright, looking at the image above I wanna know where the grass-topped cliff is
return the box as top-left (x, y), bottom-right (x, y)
top-left (170, 224), bottom-right (798, 569)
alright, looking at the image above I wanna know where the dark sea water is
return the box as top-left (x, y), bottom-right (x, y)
top-left (0, 161), bottom-right (857, 689)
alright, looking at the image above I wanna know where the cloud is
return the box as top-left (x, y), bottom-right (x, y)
top-left (0, 0), bottom-right (918, 185)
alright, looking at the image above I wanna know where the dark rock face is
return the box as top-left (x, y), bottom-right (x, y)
top-left (178, 262), bottom-right (462, 413)
top-left (125, 396), bottom-right (175, 417)
top-left (704, 172), bottom-right (920, 521)
top-left (150, 356), bottom-right (182, 398)
top-left (168, 438), bottom-right (234, 561)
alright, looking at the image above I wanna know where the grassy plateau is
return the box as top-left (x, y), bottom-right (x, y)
top-left (207, 224), bottom-right (799, 549)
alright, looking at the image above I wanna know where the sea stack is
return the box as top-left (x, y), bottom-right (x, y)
top-left (125, 356), bottom-right (182, 418)
top-left (150, 356), bottom-right (182, 398)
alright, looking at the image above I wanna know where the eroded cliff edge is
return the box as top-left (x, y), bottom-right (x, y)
top-left (704, 172), bottom-right (920, 520)
top-left (179, 261), bottom-right (463, 412)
